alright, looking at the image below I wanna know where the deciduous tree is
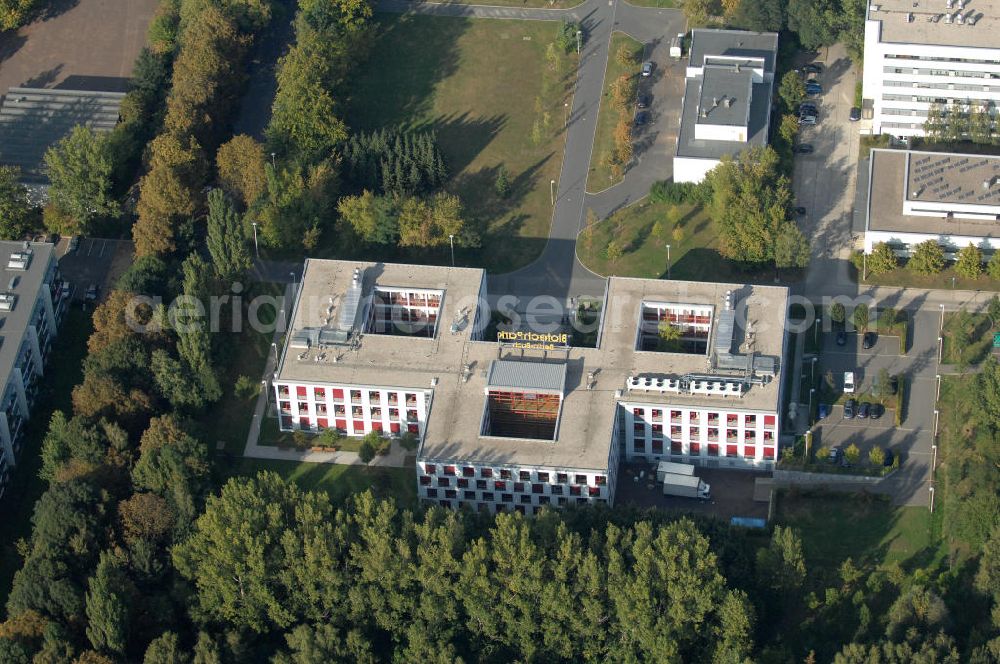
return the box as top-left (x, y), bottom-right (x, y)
top-left (206, 189), bottom-right (252, 281)
top-left (44, 126), bottom-right (120, 233)
top-left (216, 135), bottom-right (267, 207)
top-left (0, 166), bottom-right (32, 240)
top-left (907, 239), bottom-right (945, 275)
top-left (867, 242), bottom-right (899, 276)
top-left (954, 243), bottom-right (983, 279)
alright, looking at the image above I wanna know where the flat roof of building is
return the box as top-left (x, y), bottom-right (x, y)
top-left (0, 88), bottom-right (125, 183)
top-left (868, 148), bottom-right (1000, 237)
top-left (868, 0), bottom-right (1000, 48)
top-left (276, 260), bottom-right (789, 472)
top-left (676, 78), bottom-right (771, 160)
top-left (0, 242), bottom-right (53, 391)
top-left (696, 66), bottom-right (752, 128)
top-left (688, 29), bottom-right (778, 73)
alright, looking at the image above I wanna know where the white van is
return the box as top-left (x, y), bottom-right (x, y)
top-left (843, 371), bottom-right (856, 394)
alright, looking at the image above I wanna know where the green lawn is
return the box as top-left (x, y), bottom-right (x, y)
top-left (775, 491), bottom-right (939, 570)
top-left (577, 198), bottom-right (779, 281)
top-left (343, 14), bottom-right (578, 272)
top-left (587, 32), bottom-right (643, 191)
top-left (861, 264), bottom-right (1000, 291)
top-left (941, 309), bottom-right (997, 366)
top-left (221, 458), bottom-right (417, 508)
top-left (198, 282), bottom-right (282, 456)
top-left (0, 307), bottom-right (92, 607)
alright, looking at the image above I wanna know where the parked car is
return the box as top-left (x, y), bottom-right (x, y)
top-left (637, 93), bottom-right (650, 109)
top-left (818, 403), bottom-right (829, 420)
top-left (799, 102), bottom-right (818, 114)
top-left (849, 106), bottom-right (862, 121)
top-left (889, 375), bottom-right (899, 395)
top-left (85, 284), bottom-right (99, 302)
top-left (794, 144), bottom-right (814, 154)
top-left (863, 331), bottom-right (877, 349)
top-left (883, 448), bottom-right (895, 467)
top-left (803, 63), bottom-right (823, 74)
top-left (641, 61), bottom-right (653, 77)
top-left (844, 399), bottom-right (857, 419)
top-left (68, 236), bottom-right (80, 253)
top-left (836, 329), bottom-right (847, 346)
top-left (870, 403), bottom-right (885, 420)
top-left (805, 82), bottom-right (822, 94)
top-left (798, 114), bottom-right (817, 125)
top-left (829, 446), bottom-right (843, 463)
top-left (634, 111), bottom-right (648, 127)
top-left (858, 402), bottom-right (871, 418)
top-left (844, 371), bottom-right (856, 394)
top-left (793, 206), bottom-right (807, 216)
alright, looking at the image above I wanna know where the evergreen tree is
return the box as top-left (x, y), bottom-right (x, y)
top-left (205, 189), bottom-right (252, 282)
top-left (955, 243), bottom-right (984, 279)
top-left (908, 239), bottom-right (945, 275)
top-left (84, 554), bottom-right (131, 657)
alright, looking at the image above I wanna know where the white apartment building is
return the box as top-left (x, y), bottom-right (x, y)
top-left (0, 242), bottom-right (68, 496)
top-left (272, 260), bottom-right (790, 516)
top-left (674, 28), bottom-right (779, 183)
top-left (864, 148), bottom-right (1000, 255)
top-left (863, 0), bottom-right (1000, 137)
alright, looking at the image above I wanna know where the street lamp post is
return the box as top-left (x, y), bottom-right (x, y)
top-left (449, 234), bottom-right (455, 267)
top-left (271, 342), bottom-right (278, 363)
top-left (564, 101), bottom-right (569, 128)
top-left (250, 221), bottom-right (260, 258)
top-left (550, 179), bottom-right (556, 206)
top-left (666, 244), bottom-right (671, 279)
top-left (270, 152), bottom-right (276, 169)
top-left (951, 276), bottom-right (956, 289)
top-left (811, 356), bottom-right (817, 383)
top-left (808, 387), bottom-right (815, 421)
top-left (576, 30), bottom-right (582, 54)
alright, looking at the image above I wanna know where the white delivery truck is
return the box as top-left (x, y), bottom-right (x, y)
top-left (662, 474), bottom-right (711, 500)
top-left (656, 460), bottom-right (696, 482)
top-left (669, 33), bottom-right (684, 58)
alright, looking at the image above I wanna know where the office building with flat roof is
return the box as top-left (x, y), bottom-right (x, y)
top-left (674, 28), bottom-right (779, 183)
top-left (272, 259), bottom-right (790, 515)
top-left (864, 148), bottom-right (1000, 255)
top-left (862, 0), bottom-right (1000, 137)
top-left (0, 242), bottom-right (68, 496)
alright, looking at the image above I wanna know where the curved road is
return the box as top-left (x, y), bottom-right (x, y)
top-left (379, 0), bottom-right (687, 306)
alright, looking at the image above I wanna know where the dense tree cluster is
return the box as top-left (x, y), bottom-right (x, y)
top-left (132, 0), bottom-right (273, 258)
top-left (338, 190), bottom-right (475, 248)
top-left (342, 128), bottom-right (447, 197)
top-left (0, 0), bottom-right (36, 31)
top-left (704, 145), bottom-right (810, 271)
top-left (0, 166), bottom-right (33, 240)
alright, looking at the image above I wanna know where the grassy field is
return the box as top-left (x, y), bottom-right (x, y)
top-left (344, 14), bottom-right (578, 272)
top-left (587, 32), bottom-right (643, 191)
top-left (198, 282), bottom-right (282, 456)
top-left (861, 264), bottom-right (1000, 291)
top-left (221, 458), bottom-right (418, 507)
top-left (577, 198), bottom-right (779, 281)
top-left (775, 491), bottom-right (938, 570)
top-left (0, 307), bottom-right (92, 607)
top-left (941, 309), bottom-right (997, 366)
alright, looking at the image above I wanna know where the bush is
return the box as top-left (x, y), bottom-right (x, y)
top-left (292, 430), bottom-right (310, 451)
top-left (894, 376), bottom-right (906, 427)
top-left (815, 445), bottom-right (830, 462)
top-left (868, 446), bottom-right (885, 467)
top-left (867, 242), bottom-right (900, 276)
top-left (954, 243), bottom-right (984, 279)
top-left (907, 240), bottom-right (945, 275)
top-left (830, 302), bottom-right (845, 324)
top-left (317, 427), bottom-right (343, 448)
top-left (234, 375), bottom-right (258, 401)
top-left (649, 180), bottom-right (710, 205)
top-left (556, 22), bottom-right (580, 53)
top-left (358, 440), bottom-right (375, 463)
top-left (398, 431), bottom-right (419, 452)
top-left (845, 443), bottom-right (861, 465)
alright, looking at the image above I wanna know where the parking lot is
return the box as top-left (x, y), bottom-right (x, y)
top-left (615, 462), bottom-right (769, 520)
top-left (57, 237), bottom-right (133, 302)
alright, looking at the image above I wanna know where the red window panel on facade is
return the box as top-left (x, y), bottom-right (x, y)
top-left (481, 468), bottom-right (493, 478)
top-left (575, 474), bottom-right (587, 484)
top-left (764, 415), bottom-right (776, 427)
top-left (443, 466), bottom-right (456, 476)
top-left (407, 424), bottom-right (419, 434)
top-left (317, 418), bottom-right (328, 429)
top-left (634, 439), bottom-right (646, 452)
top-left (314, 388), bottom-right (325, 400)
top-left (296, 386), bottom-right (307, 397)
top-left (588, 486), bottom-right (600, 497)
top-left (390, 423), bottom-right (400, 433)
top-left (420, 476), bottom-right (431, 486)
top-left (633, 407), bottom-right (643, 416)
top-left (335, 419), bottom-right (346, 431)
top-left (332, 388), bottom-right (344, 400)
top-left (763, 447), bottom-right (776, 460)
top-left (457, 478), bottom-right (469, 488)
top-left (353, 421), bottom-right (365, 433)
top-left (570, 485), bottom-right (582, 496)
top-left (425, 464), bottom-right (437, 474)
top-left (633, 423), bottom-right (645, 433)
top-left (532, 484), bottom-right (543, 494)
top-left (708, 443), bottom-right (720, 457)
top-left (494, 481), bottom-right (506, 491)
top-left (726, 444), bottom-right (738, 457)
top-left (651, 439), bottom-right (663, 453)
top-left (689, 442), bottom-right (700, 454)
top-left (744, 446), bottom-right (756, 458)
top-left (595, 476), bottom-right (606, 485)
top-left (463, 467), bottom-right (475, 477)
top-left (372, 422), bottom-right (383, 431)
top-left (437, 478), bottom-right (450, 487)
top-left (651, 409), bottom-right (662, 418)
top-left (671, 440), bottom-right (682, 453)
top-left (281, 416), bottom-right (292, 428)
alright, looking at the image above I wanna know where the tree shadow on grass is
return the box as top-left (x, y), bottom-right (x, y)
top-left (421, 111), bottom-right (507, 177)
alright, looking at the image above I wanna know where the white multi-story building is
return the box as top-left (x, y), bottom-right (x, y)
top-left (674, 29), bottom-right (779, 183)
top-left (0, 242), bottom-right (68, 496)
top-left (862, 0), bottom-right (1000, 137)
top-left (273, 260), bottom-right (790, 516)
top-left (863, 148), bottom-right (1000, 256)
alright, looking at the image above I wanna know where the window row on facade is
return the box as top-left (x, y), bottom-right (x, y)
top-left (420, 462), bottom-right (607, 487)
top-left (276, 385), bottom-right (422, 406)
top-left (419, 476), bottom-right (609, 497)
top-left (626, 437), bottom-right (776, 460)
top-left (629, 408), bottom-right (776, 428)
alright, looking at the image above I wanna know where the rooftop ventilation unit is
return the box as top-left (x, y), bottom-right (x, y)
top-left (724, 96), bottom-right (734, 107)
top-left (906, 12), bottom-right (914, 21)
top-left (956, 11), bottom-right (964, 23)
top-left (946, 0), bottom-right (953, 8)
top-left (6, 251), bottom-right (30, 270)
top-left (0, 293), bottom-right (16, 312)
top-left (944, 11), bottom-right (953, 21)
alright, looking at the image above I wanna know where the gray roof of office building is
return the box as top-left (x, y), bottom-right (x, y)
top-left (676, 77), bottom-right (772, 160)
top-left (688, 29), bottom-right (778, 73)
top-left (0, 88), bottom-right (125, 183)
top-left (487, 360), bottom-right (567, 394)
top-left (869, 0), bottom-right (1000, 48)
top-left (696, 66), bottom-right (753, 128)
top-left (0, 242), bottom-right (53, 397)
